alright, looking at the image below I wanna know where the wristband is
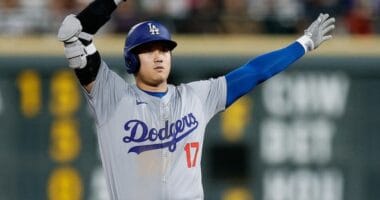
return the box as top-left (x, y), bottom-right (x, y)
top-left (296, 35), bottom-right (314, 53)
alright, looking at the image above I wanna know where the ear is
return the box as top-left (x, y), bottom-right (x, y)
top-left (124, 51), bottom-right (140, 74)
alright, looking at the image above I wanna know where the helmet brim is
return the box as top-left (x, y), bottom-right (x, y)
top-left (129, 39), bottom-right (177, 53)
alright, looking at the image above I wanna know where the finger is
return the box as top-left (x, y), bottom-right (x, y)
top-left (322, 13), bottom-right (330, 21)
top-left (316, 13), bottom-right (324, 24)
top-left (322, 35), bottom-right (333, 42)
top-left (319, 13), bottom-right (329, 24)
top-left (322, 25), bottom-right (335, 35)
top-left (321, 17), bottom-right (335, 29)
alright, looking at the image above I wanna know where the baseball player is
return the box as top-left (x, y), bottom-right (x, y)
top-left (57, 0), bottom-right (335, 199)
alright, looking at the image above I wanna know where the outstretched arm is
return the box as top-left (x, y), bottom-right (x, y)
top-left (225, 13), bottom-right (335, 107)
top-left (57, 0), bottom-right (126, 92)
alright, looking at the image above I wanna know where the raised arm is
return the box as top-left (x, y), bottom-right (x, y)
top-left (225, 13), bottom-right (335, 107)
top-left (57, 0), bottom-right (126, 92)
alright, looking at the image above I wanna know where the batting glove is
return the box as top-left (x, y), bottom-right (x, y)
top-left (58, 14), bottom-right (97, 69)
top-left (297, 13), bottom-right (335, 52)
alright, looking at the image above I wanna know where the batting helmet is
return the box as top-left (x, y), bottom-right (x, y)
top-left (124, 21), bottom-right (177, 74)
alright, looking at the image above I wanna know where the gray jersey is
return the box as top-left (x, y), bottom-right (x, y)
top-left (85, 61), bottom-right (227, 200)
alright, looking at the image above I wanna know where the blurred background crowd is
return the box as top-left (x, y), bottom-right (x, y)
top-left (0, 0), bottom-right (379, 35)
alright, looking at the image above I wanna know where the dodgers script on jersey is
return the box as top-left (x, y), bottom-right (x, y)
top-left (85, 61), bottom-right (227, 200)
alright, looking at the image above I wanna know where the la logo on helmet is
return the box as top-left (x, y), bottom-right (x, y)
top-left (148, 23), bottom-right (160, 35)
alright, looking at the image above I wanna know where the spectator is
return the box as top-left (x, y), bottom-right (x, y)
top-left (344, 0), bottom-right (374, 34)
top-left (247, 0), bottom-right (304, 34)
top-left (164, 0), bottom-right (190, 19)
top-left (138, 0), bottom-right (190, 32)
top-left (0, 0), bottom-right (378, 35)
top-left (1, 0), bottom-right (19, 10)
top-left (48, 0), bottom-right (91, 33)
top-left (183, 0), bottom-right (222, 33)
top-left (220, 0), bottom-right (257, 33)
top-left (49, 0), bottom-right (81, 20)
top-left (374, 0), bottom-right (380, 33)
top-left (112, 0), bottom-right (141, 33)
top-left (0, 0), bottom-right (49, 34)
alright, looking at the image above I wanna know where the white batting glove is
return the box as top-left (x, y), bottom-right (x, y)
top-left (58, 14), bottom-right (97, 69)
top-left (57, 14), bottom-right (86, 69)
top-left (58, 14), bottom-right (82, 43)
top-left (297, 13), bottom-right (335, 52)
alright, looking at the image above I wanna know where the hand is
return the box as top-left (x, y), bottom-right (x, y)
top-left (58, 14), bottom-right (87, 69)
top-left (304, 13), bottom-right (335, 50)
top-left (57, 14), bottom-right (82, 43)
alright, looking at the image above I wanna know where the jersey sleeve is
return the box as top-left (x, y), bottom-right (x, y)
top-left (84, 60), bottom-right (128, 126)
top-left (187, 76), bottom-right (227, 121)
top-left (225, 41), bottom-right (305, 107)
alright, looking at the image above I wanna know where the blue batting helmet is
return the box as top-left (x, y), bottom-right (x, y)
top-left (123, 21), bottom-right (177, 74)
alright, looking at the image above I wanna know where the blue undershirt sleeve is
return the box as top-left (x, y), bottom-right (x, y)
top-left (225, 41), bottom-right (305, 107)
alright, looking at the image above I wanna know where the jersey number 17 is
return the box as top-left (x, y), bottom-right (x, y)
top-left (184, 142), bottom-right (199, 168)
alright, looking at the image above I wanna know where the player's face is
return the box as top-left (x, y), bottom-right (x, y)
top-left (135, 42), bottom-right (172, 90)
